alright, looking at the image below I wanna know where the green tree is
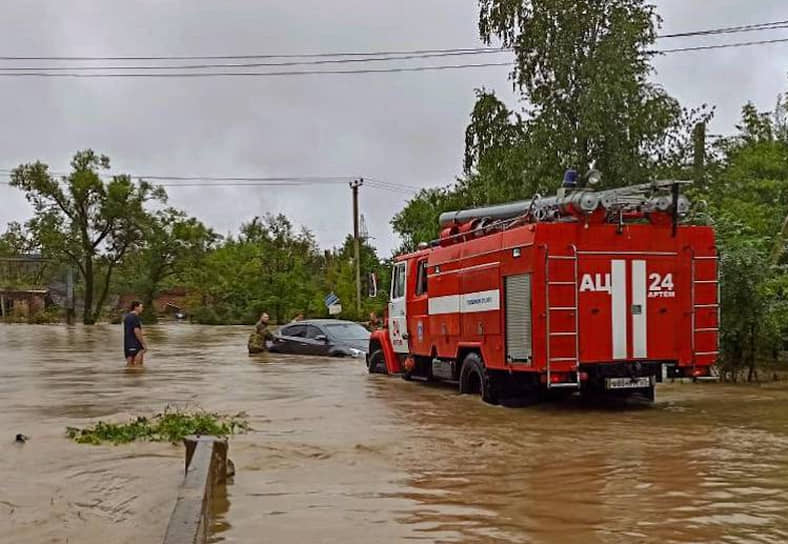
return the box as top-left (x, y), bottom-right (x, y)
top-left (393, 1), bottom-right (711, 248)
top-left (124, 208), bottom-right (218, 322)
top-left (391, 187), bottom-right (468, 253)
top-left (0, 222), bottom-right (30, 256)
top-left (10, 150), bottom-right (165, 324)
top-left (186, 214), bottom-right (325, 324)
top-left (706, 98), bottom-right (788, 380)
top-left (478, 0), bottom-right (681, 185)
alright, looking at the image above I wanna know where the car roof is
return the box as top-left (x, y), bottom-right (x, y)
top-left (282, 319), bottom-right (362, 326)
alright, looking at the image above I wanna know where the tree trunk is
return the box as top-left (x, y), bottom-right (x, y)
top-left (747, 324), bottom-right (758, 382)
top-left (92, 261), bottom-right (118, 324)
top-left (83, 257), bottom-right (95, 325)
top-left (141, 286), bottom-right (158, 323)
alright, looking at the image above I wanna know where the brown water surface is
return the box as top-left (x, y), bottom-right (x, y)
top-left (1, 324), bottom-right (787, 543)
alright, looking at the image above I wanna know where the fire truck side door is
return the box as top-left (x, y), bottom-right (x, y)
top-left (389, 261), bottom-right (409, 354)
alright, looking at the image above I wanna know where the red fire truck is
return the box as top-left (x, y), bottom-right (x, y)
top-left (367, 173), bottom-right (719, 403)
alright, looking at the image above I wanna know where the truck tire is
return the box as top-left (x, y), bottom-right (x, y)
top-left (459, 352), bottom-right (498, 405)
top-left (367, 349), bottom-right (387, 374)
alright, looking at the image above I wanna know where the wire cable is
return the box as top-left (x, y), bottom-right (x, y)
top-left (0, 61), bottom-right (514, 78)
top-left (0, 35), bottom-right (785, 79)
top-left (0, 173), bottom-right (420, 193)
top-left (0, 49), bottom-right (510, 72)
top-left (659, 20), bottom-right (788, 39)
top-left (0, 18), bottom-right (786, 63)
top-left (654, 36), bottom-right (788, 54)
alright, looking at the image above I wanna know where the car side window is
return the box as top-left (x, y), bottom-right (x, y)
top-left (304, 325), bottom-right (324, 340)
top-left (282, 324), bottom-right (306, 338)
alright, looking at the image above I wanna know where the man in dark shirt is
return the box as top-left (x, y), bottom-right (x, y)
top-left (124, 301), bottom-right (147, 365)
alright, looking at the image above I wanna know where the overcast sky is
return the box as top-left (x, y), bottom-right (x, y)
top-left (0, 0), bottom-right (786, 255)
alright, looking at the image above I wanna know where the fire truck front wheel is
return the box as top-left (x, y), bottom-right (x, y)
top-left (459, 353), bottom-right (498, 405)
top-left (367, 349), bottom-right (387, 374)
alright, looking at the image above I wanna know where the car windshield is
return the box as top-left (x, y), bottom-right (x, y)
top-left (325, 322), bottom-right (370, 340)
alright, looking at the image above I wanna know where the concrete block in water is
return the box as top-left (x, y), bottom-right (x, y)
top-left (162, 436), bottom-right (228, 544)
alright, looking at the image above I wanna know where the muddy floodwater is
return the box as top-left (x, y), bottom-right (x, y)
top-left (1, 324), bottom-right (787, 543)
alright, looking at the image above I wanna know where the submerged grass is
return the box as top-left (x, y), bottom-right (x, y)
top-left (66, 408), bottom-right (249, 445)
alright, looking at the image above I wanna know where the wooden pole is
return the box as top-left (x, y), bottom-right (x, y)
top-left (350, 178), bottom-right (363, 316)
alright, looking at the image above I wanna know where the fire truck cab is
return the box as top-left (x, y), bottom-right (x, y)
top-left (367, 175), bottom-right (718, 404)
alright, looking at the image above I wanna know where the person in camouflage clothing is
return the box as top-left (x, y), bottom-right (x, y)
top-left (248, 312), bottom-right (274, 354)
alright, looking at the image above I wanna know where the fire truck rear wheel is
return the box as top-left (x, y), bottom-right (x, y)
top-left (459, 352), bottom-right (498, 405)
top-left (367, 349), bottom-right (386, 374)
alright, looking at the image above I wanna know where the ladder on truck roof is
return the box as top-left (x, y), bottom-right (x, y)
top-left (545, 245), bottom-right (581, 389)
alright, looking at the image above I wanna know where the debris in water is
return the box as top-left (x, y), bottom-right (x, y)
top-left (65, 408), bottom-right (249, 445)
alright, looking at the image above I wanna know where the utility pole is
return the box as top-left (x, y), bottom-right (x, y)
top-left (693, 122), bottom-right (706, 187)
top-left (350, 178), bottom-right (363, 316)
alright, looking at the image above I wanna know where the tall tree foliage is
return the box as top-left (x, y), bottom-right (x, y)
top-left (393, 0), bottom-right (706, 247)
top-left (705, 98), bottom-right (788, 380)
top-left (122, 208), bottom-right (218, 322)
top-left (478, 0), bottom-right (681, 185)
top-left (0, 223), bottom-right (29, 256)
top-left (184, 214), bottom-right (325, 324)
top-left (10, 150), bottom-right (165, 324)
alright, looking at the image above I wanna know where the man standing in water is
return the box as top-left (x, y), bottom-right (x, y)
top-left (248, 312), bottom-right (273, 354)
top-left (124, 301), bottom-right (147, 365)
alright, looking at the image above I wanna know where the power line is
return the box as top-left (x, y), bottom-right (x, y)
top-left (659, 20), bottom-right (788, 39)
top-left (0, 168), bottom-right (421, 189)
top-left (0, 18), bottom-right (785, 64)
top-left (0, 173), bottom-right (420, 193)
top-left (0, 47), bottom-right (500, 62)
top-left (0, 49), bottom-right (509, 72)
top-left (0, 61), bottom-right (514, 78)
top-left (0, 35), bottom-right (785, 79)
top-left (655, 36), bottom-right (788, 54)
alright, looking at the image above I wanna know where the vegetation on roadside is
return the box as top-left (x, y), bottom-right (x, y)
top-left (66, 408), bottom-right (249, 445)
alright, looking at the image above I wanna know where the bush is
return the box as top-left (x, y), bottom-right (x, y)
top-left (28, 307), bottom-right (62, 324)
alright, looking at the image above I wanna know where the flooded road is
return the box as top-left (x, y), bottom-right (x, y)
top-left (1, 324), bottom-right (787, 543)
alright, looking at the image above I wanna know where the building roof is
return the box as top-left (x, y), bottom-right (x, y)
top-left (0, 288), bottom-right (49, 295)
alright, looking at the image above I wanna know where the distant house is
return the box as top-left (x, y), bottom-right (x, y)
top-left (0, 255), bottom-right (53, 319)
top-left (0, 288), bottom-right (49, 318)
top-left (117, 287), bottom-right (194, 316)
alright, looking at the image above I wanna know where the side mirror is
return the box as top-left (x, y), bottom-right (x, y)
top-left (315, 334), bottom-right (328, 342)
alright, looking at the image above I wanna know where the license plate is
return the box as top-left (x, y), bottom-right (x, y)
top-left (605, 376), bottom-right (652, 390)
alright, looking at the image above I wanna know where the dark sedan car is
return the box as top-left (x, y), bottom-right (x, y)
top-left (269, 319), bottom-right (370, 358)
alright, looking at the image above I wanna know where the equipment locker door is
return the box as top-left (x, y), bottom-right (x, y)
top-left (577, 255), bottom-right (683, 361)
top-left (389, 261), bottom-right (409, 354)
top-left (641, 256), bottom-right (684, 361)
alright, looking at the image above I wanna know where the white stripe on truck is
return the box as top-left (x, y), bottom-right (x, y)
top-left (631, 260), bottom-right (648, 358)
top-left (429, 289), bottom-right (500, 315)
top-left (611, 260), bottom-right (627, 359)
top-left (428, 294), bottom-right (460, 315)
